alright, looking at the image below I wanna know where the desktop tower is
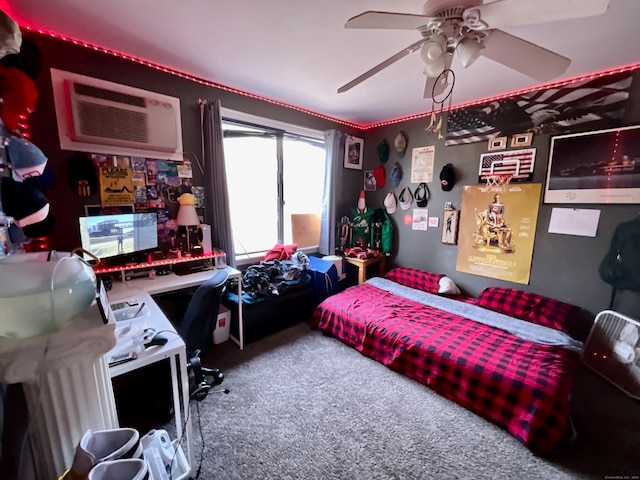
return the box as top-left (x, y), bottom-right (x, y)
top-left (197, 224), bottom-right (213, 255)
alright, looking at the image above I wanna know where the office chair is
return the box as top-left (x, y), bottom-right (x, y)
top-left (176, 269), bottom-right (230, 401)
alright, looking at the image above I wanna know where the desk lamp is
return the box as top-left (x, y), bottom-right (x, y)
top-left (176, 193), bottom-right (200, 254)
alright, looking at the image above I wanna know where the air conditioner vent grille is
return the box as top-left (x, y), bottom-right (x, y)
top-left (74, 83), bottom-right (146, 107)
top-left (77, 101), bottom-right (149, 143)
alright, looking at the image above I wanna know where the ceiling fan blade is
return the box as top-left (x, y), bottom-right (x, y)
top-left (345, 11), bottom-right (436, 30)
top-left (473, 0), bottom-right (610, 29)
top-left (480, 29), bottom-right (570, 82)
top-left (338, 39), bottom-right (425, 94)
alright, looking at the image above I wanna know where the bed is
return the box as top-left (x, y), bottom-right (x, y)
top-left (310, 267), bottom-right (584, 456)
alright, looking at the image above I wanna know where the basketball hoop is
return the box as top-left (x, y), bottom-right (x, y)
top-left (485, 174), bottom-right (512, 192)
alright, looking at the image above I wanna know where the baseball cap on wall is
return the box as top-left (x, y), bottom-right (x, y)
top-left (383, 191), bottom-right (397, 214)
top-left (415, 182), bottom-right (430, 207)
top-left (398, 186), bottom-right (413, 210)
top-left (0, 176), bottom-right (55, 238)
top-left (6, 135), bottom-right (48, 182)
top-left (389, 162), bottom-right (403, 187)
top-left (68, 153), bottom-right (98, 197)
top-left (373, 164), bottom-right (386, 188)
top-left (440, 164), bottom-right (455, 191)
top-left (394, 131), bottom-right (408, 158)
top-left (377, 140), bottom-right (390, 164)
top-left (0, 9), bottom-right (21, 59)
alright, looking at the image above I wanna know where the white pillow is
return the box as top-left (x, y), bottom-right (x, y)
top-left (438, 276), bottom-right (461, 295)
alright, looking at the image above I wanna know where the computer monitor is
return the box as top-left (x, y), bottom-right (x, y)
top-left (78, 212), bottom-right (158, 261)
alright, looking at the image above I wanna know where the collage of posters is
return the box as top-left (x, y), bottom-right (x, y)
top-left (88, 152), bottom-right (197, 249)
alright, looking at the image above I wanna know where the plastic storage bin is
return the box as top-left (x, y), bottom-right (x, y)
top-left (213, 305), bottom-right (230, 344)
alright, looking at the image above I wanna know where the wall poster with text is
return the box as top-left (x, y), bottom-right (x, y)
top-left (99, 167), bottom-right (134, 206)
top-left (456, 183), bottom-right (541, 285)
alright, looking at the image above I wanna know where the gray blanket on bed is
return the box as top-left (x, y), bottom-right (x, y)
top-left (366, 277), bottom-right (583, 353)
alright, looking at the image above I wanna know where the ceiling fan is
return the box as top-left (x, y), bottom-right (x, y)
top-left (337, 0), bottom-right (612, 99)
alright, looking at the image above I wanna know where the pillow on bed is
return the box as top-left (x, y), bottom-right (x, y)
top-left (385, 268), bottom-right (444, 294)
top-left (438, 276), bottom-right (461, 295)
top-left (476, 287), bottom-right (579, 333)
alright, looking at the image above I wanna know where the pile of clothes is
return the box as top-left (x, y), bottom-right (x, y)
top-left (234, 244), bottom-right (312, 302)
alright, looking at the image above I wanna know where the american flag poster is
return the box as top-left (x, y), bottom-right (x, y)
top-left (478, 148), bottom-right (535, 182)
top-left (445, 71), bottom-right (633, 146)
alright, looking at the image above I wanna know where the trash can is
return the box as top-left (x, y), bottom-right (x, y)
top-left (213, 305), bottom-right (231, 344)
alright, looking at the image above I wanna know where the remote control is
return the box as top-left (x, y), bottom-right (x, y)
top-left (108, 351), bottom-right (137, 367)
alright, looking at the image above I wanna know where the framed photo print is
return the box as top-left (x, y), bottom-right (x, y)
top-left (511, 132), bottom-right (533, 148)
top-left (441, 209), bottom-right (459, 245)
top-left (364, 170), bottom-right (376, 191)
top-left (344, 136), bottom-right (364, 170)
top-left (544, 125), bottom-right (640, 204)
top-left (487, 136), bottom-right (507, 151)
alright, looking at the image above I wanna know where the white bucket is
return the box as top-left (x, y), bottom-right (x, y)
top-left (213, 305), bottom-right (230, 344)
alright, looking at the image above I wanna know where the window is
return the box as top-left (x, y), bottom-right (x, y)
top-left (221, 111), bottom-right (325, 261)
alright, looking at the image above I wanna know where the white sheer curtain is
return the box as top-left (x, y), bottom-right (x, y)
top-left (200, 99), bottom-right (236, 266)
top-left (319, 129), bottom-right (345, 255)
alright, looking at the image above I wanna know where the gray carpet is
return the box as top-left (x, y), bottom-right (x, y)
top-left (185, 322), bottom-right (640, 480)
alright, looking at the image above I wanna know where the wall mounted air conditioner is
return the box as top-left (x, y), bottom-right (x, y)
top-left (51, 68), bottom-right (183, 161)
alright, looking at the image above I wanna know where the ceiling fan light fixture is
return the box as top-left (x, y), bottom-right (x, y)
top-left (423, 53), bottom-right (446, 78)
top-left (420, 33), bottom-right (447, 63)
top-left (457, 37), bottom-right (484, 68)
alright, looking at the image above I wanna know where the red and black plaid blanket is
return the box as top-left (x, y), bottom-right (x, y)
top-left (310, 281), bottom-right (581, 456)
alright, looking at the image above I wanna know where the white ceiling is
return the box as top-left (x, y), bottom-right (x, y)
top-left (3, 0), bottom-right (640, 126)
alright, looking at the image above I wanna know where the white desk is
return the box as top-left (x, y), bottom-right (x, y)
top-left (106, 266), bottom-right (243, 478)
top-left (110, 267), bottom-right (246, 350)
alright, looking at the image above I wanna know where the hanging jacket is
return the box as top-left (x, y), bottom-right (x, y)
top-left (350, 207), bottom-right (393, 253)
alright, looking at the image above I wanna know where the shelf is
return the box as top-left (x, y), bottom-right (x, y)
top-left (94, 252), bottom-right (222, 275)
top-left (94, 252), bottom-right (224, 283)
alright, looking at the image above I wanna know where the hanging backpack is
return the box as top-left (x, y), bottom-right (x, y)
top-left (598, 217), bottom-right (640, 308)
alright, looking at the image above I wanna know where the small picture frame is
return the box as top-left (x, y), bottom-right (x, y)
top-left (344, 136), bottom-right (364, 170)
top-left (444, 201), bottom-right (453, 211)
top-left (364, 170), bottom-right (376, 191)
top-left (511, 132), bottom-right (533, 148)
top-left (441, 209), bottom-right (459, 245)
top-left (487, 136), bottom-right (507, 151)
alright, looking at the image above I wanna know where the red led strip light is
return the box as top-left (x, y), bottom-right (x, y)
top-left (93, 252), bottom-right (222, 275)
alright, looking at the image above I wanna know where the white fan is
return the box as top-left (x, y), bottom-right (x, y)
top-left (338, 0), bottom-right (611, 99)
top-left (584, 310), bottom-right (640, 399)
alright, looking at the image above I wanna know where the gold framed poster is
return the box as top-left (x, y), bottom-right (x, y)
top-left (456, 183), bottom-right (542, 284)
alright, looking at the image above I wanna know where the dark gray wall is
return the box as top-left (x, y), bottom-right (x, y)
top-left (355, 76), bottom-right (640, 320)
